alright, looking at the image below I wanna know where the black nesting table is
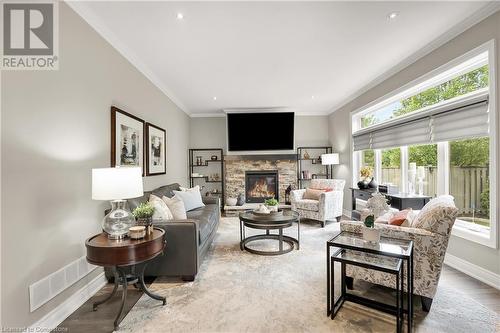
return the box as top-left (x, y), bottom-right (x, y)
top-left (239, 210), bottom-right (300, 256)
top-left (327, 231), bottom-right (414, 333)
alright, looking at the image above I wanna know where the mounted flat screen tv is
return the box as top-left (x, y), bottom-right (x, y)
top-left (227, 112), bottom-right (295, 151)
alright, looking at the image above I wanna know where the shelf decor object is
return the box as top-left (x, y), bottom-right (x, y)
top-left (92, 167), bottom-right (144, 239)
top-left (297, 146), bottom-right (333, 189)
top-left (188, 148), bottom-right (224, 207)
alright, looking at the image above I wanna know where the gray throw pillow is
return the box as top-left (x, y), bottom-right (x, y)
top-left (172, 188), bottom-right (205, 212)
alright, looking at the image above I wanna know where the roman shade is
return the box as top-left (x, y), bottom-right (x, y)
top-left (353, 89), bottom-right (489, 151)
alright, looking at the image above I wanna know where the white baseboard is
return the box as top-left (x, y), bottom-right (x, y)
top-left (444, 253), bottom-right (500, 290)
top-left (30, 271), bottom-right (107, 331)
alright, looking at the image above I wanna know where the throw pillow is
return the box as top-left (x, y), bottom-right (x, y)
top-left (303, 188), bottom-right (325, 200)
top-left (179, 185), bottom-right (200, 192)
top-left (375, 211), bottom-right (394, 224)
top-left (149, 194), bottom-right (174, 221)
top-left (389, 208), bottom-right (412, 226)
top-left (162, 195), bottom-right (187, 219)
top-left (173, 188), bottom-right (205, 211)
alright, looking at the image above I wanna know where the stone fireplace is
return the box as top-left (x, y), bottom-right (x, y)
top-left (245, 170), bottom-right (279, 203)
top-left (225, 154), bottom-right (297, 204)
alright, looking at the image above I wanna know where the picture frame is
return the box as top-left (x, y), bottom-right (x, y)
top-left (145, 123), bottom-right (167, 176)
top-left (111, 106), bottom-right (145, 175)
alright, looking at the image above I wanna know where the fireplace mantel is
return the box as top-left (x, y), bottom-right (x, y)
top-left (224, 154), bottom-right (297, 161)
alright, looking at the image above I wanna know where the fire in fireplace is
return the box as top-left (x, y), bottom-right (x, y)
top-left (245, 171), bottom-right (279, 203)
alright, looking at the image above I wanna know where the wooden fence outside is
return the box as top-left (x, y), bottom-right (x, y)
top-left (381, 166), bottom-right (489, 215)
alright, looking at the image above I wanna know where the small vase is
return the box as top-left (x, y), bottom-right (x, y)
top-left (226, 197), bottom-right (237, 206)
top-left (368, 178), bottom-right (378, 189)
top-left (357, 179), bottom-right (370, 189)
top-left (237, 194), bottom-right (245, 206)
top-left (363, 227), bottom-right (380, 243)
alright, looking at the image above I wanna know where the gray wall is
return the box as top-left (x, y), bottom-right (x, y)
top-left (329, 11), bottom-right (500, 275)
top-left (190, 115), bottom-right (330, 151)
top-left (1, 3), bottom-right (189, 327)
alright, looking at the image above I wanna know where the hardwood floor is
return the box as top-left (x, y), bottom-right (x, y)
top-left (57, 266), bottom-right (499, 332)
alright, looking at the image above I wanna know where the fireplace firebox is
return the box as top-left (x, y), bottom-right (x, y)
top-left (245, 171), bottom-right (279, 203)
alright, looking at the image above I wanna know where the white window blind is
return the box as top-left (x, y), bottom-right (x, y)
top-left (353, 89), bottom-right (489, 151)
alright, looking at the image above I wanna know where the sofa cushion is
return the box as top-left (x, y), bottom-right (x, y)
top-left (187, 204), bottom-right (219, 244)
top-left (152, 183), bottom-right (181, 199)
top-left (412, 195), bottom-right (458, 235)
top-left (162, 195), bottom-right (187, 220)
top-left (294, 199), bottom-right (319, 212)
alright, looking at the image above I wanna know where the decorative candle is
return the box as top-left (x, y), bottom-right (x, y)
top-left (417, 166), bottom-right (425, 179)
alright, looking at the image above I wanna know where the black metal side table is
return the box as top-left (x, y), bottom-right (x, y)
top-left (329, 248), bottom-right (404, 332)
top-left (327, 231), bottom-right (414, 332)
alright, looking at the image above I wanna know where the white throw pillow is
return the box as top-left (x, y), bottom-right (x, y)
top-left (162, 195), bottom-right (187, 219)
top-left (179, 185), bottom-right (200, 192)
top-left (149, 194), bottom-right (174, 220)
top-left (173, 188), bottom-right (205, 212)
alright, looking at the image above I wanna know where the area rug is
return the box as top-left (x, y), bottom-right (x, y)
top-left (117, 217), bottom-right (498, 332)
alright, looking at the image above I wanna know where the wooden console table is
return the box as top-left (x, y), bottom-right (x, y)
top-left (351, 188), bottom-right (431, 221)
top-left (86, 228), bottom-right (166, 330)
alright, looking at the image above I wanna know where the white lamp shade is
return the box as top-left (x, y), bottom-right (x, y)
top-left (321, 153), bottom-right (339, 165)
top-left (92, 167), bottom-right (143, 200)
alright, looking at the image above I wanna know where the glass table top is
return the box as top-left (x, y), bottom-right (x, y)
top-left (332, 248), bottom-right (402, 273)
top-left (328, 231), bottom-right (413, 258)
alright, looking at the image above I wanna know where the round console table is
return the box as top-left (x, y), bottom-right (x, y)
top-left (239, 210), bottom-right (300, 256)
top-left (86, 228), bottom-right (166, 330)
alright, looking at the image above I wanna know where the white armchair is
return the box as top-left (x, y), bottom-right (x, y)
top-left (291, 179), bottom-right (345, 227)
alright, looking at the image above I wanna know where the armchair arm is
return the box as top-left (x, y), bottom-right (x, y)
top-left (319, 190), bottom-right (344, 219)
top-left (340, 220), bottom-right (434, 238)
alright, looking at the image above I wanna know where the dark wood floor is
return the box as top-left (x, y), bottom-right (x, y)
top-left (57, 265), bottom-right (499, 333)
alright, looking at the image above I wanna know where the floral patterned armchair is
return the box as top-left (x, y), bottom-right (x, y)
top-left (291, 179), bottom-right (345, 227)
top-left (340, 195), bottom-right (458, 312)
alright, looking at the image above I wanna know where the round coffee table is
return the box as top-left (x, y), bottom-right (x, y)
top-left (239, 210), bottom-right (300, 256)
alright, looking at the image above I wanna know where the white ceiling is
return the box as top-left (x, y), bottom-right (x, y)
top-left (69, 1), bottom-right (497, 116)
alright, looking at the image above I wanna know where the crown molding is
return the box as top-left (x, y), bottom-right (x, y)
top-left (328, 2), bottom-right (500, 115)
top-left (65, 1), bottom-right (190, 115)
top-left (190, 112), bottom-right (226, 118)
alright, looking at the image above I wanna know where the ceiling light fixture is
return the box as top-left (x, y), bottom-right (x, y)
top-left (213, 96), bottom-right (217, 101)
top-left (176, 13), bottom-right (184, 20)
top-left (387, 12), bottom-right (399, 20)
top-left (311, 95), bottom-right (315, 99)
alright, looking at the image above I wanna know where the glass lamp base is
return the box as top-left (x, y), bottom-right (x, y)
top-left (102, 200), bottom-right (135, 239)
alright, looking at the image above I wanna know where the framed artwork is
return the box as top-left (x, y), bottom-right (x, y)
top-left (146, 123), bottom-right (167, 175)
top-left (111, 106), bottom-right (145, 175)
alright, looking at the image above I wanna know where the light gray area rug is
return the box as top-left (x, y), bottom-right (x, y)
top-left (118, 217), bottom-right (498, 333)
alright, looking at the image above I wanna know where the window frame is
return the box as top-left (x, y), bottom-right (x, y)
top-left (350, 40), bottom-right (497, 249)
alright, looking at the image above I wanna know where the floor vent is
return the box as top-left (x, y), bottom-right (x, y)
top-left (29, 256), bottom-right (97, 312)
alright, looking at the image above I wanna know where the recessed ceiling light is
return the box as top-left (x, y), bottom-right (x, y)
top-left (176, 13), bottom-right (184, 20)
top-left (311, 95), bottom-right (315, 99)
top-left (213, 96), bottom-right (217, 101)
top-left (388, 12), bottom-right (399, 20)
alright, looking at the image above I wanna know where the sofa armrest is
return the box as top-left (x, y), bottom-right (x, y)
top-left (319, 190), bottom-right (344, 219)
top-left (202, 196), bottom-right (220, 206)
top-left (291, 189), bottom-right (306, 203)
top-left (148, 219), bottom-right (200, 276)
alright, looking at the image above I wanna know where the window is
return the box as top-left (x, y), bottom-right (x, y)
top-left (449, 137), bottom-right (490, 228)
top-left (409, 144), bottom-right (437, 197)
top-left (351, 41), bottom-right (496, 248)
top-left (381, 148), bottom-right (401, 187)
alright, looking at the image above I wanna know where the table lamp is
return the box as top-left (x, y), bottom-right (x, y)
top-left (321, 153), bottom-right (339, 179)
top-left (92, 167), bottom-right (143, 239)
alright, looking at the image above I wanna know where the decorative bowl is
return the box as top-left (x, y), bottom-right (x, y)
top-left (226, 197), bottom-right (237, 206)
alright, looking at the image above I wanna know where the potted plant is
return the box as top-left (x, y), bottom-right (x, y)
top-left (362, 215), bottom-right (380, 243)
top-left (264, 198), bottom-right (279, 212)
top-left (358, 166), bottom-right (373, 189)
top-left (132, 202), bottom-right (155, 234)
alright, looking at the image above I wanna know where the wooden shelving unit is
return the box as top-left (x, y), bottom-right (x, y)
top-left (296, 146), bottom-right (333, 189)
top-left (188, 148), bottom-right (224, 207)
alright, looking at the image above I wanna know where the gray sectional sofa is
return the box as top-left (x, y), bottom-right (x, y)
top-left (105, 183), bottom-right (220, 281)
